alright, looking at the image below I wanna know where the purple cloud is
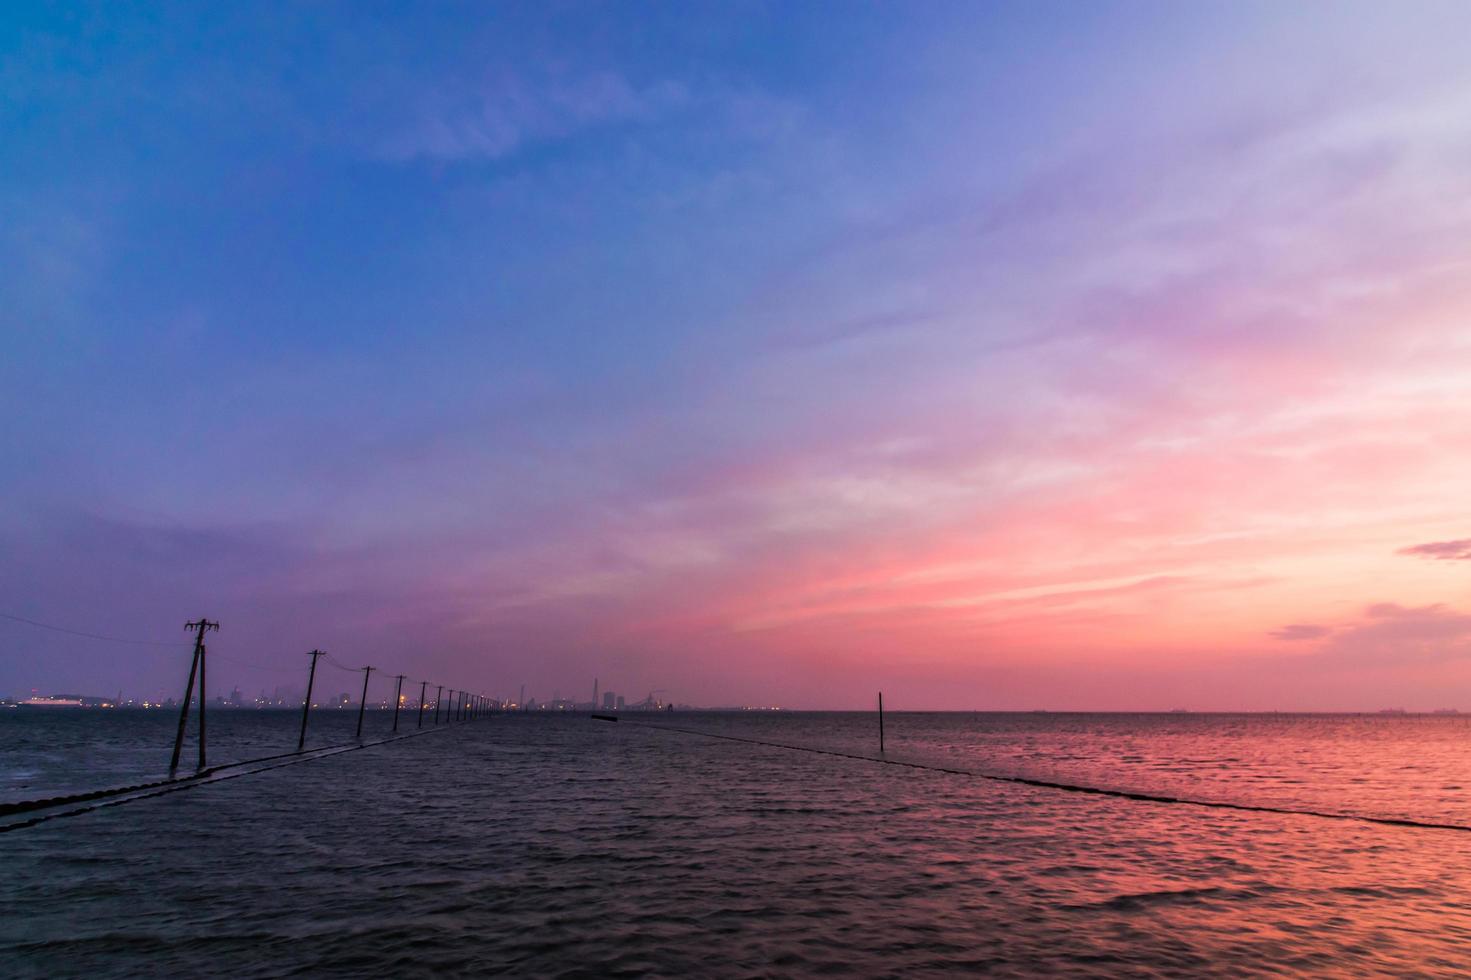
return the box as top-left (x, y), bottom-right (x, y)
top-left (1399, 539), bottom-right (1471, 560)
top-left (1320, 604), bottom-right (1471, 666)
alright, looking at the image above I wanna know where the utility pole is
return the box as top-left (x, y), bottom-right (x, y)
top-left (434, 686), bottom-right (443, 725)
top-left (392, 675), bottom-right (405, 733)
top-left (197, 636), bottom-right (208, 769)
top-left (170, 619), bottom-right (218, 774)
top-left (356, 666), bottom-right (374, 739)
top-left (418, 681), bottom-right (427, 728)
top-left (298, 650), bottom-right (325, 751)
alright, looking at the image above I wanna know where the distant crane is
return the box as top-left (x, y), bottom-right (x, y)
top-left (633, 689), bottom-right (667, 710)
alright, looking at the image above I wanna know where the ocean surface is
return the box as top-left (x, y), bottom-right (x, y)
top-left (3, 710), bottom-right (1471, 976)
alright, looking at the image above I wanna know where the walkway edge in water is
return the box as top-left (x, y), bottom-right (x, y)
top-left (0, 723), bottom-right (459, 834)
top-left (616, 719), bottom-right (1471, 834)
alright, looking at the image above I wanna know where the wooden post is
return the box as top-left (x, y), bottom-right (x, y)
top-left (170, 643), bottom-right (201, 774)
top-left (418, 681), bottom-right (427, 728)
top-left (298, 650), bottom-right (324, 751)
top-left (197, 642), bottom-right (208, 769)
top-left (392, 674), bottom-right (405, 733)
top-left (434, 686), bottom-right (443, 725)
top-left (879, 691), bottom-right (885, 754)
top-left (356, 666), bottom-right (374, 739)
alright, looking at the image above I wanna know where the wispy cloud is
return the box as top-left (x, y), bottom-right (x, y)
top-left (1271, 623), bottom-right (1330, 641)
top-left (1297, 604), bottom-right (1471, 666)
top-left (379, 69), bottom-right (688, 163)
top-left (1268, 603), bottom-right (1471, 667)
top-left (1399, 539), bottom-right (1471, 560)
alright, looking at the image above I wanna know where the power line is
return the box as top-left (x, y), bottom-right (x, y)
top-left (0, 611), bottom-right (190, 648)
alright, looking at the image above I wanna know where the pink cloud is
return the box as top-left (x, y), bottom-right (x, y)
top-left (1400, 539), bottom-right (1471, 560)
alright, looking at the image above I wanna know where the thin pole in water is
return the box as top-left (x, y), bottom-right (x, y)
top-left (418, 681), bottom-right (427, 728)
top-left (169, 645), bottom-right (198, 773)
top-left (298, 650), bottom-right (324, 751)
top-left (435, 687), bottom-right (443, 725)
top-left (356, 666), bottom-right (374, 739)
top-left (392, 674), bottom-right (405, 733)
top-left (197, 640), bottom-right (208, 769)
top-left (878, 691), bottom-right (885, 754)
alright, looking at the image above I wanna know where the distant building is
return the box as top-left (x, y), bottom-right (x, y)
top-left (615, 695), bottom-right (625, 710)
top-left (602, 691), bottom-right (616, 709)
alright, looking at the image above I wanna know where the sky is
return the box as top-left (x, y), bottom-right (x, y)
top-left (2, 2), bottom-right (1470, 710)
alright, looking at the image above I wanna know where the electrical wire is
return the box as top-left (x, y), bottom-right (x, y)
top-left (0, 611), bottom-right (191, 648)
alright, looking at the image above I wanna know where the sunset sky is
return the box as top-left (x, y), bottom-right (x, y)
top-left (3, 3), bottom-right (1470, 709)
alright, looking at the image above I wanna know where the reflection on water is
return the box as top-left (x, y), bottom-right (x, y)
top-left (3, 711), bottom-right (1470, 976)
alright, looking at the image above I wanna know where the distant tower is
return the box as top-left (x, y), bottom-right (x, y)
top-left (519, 684), bottom-right (525, 711)
top-left (592, 677), bottom-right (599, 707)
